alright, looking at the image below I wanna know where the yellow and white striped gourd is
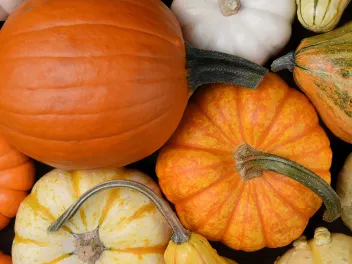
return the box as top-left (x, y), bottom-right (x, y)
top-left (297, 0), bottom-right (350, 32)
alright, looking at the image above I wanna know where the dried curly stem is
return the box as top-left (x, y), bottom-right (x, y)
top-left (48, 180), bottom-right (190, 244)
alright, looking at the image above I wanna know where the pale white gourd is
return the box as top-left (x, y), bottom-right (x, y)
top-left (297, 0), bottom-right (350, 32)
top-left (0, 0), bottom-right (24, 21)
top-left (12, 168), bottom-right (172, 264)
top-left (275, 227), bottom-right (352, 264)
top-left (171, 0), bottom-right (296, 65)
top-left (337, 152), bottom-right (352, 231)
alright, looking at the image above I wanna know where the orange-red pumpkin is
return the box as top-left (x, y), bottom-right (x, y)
top-left (0, 0), bottom-right (267, 170)
top-left (0, 135), bottom-right (35, 230)
top-left (156, 73), bottom-right (340, 252)
top-left (0, 251), bottom-right (11, 264)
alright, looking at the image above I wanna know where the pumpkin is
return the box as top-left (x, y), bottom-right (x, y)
top-left (271, 21), bottom-right (352, 143)
top-left (297, 0), bottom-right (350, 32)
top-left (0, 252), bottom-right (11, 264)
top-left (275, 227), bottom-right (352, 263)
top-left (48, 179), bottom-right (239, 264)
top-left (156, 73), bottom-right (341, 252)
top-left (0, 0), bottom-right (267, 170)
top-left (336, 152), bottom-right (352, 231)
top-left (0, 134), bottom-right (35, 230)
top-left (170, 0), bottom-right (296, 65)
top-left (12, 168), bottom-right (172, 263)
top-left (0, 0), bottom-right (24, 21)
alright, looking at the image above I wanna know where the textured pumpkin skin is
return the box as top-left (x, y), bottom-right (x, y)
top-left (0, 251), bottom-right (11, 264)
top-left (164, 233), bottom-right (238, 264)
top-left (0, 135), bottom-right (35, 230)
top-left (293, 21), bottom-right (352, 143)
top-left (12, 168), bottom-right (172, 263)
top-left (156, 73), bottom-right (332, 251)
top-left (0, 0), bottom-right (188, 169)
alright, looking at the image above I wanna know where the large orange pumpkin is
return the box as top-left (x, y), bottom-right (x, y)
top-left (0, 251), bottom-right (11, 264)
top-left (0, 0), bottom-right (267, 170)
top-left (156, 73), bottom-right (340, 252)
top-left (0, 135), bottom-right (35, 230)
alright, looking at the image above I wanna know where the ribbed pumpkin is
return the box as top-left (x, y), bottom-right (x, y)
top-left (48, 179), bottom-right (239, 264)
top-left (156, 73), bottom-right (341, 252)
top-left (0, 0), bottom-right (267, 170)
top-left (12, 168), bottom-right (172, 263)
top-left (0, 134), bottom-right (35, 230)
top-left (271, 21), bottom-right (352, 143)
top-left (0, 252), bottom-right (11, 264)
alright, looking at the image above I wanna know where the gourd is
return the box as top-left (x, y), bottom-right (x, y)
top-left (12, 168), bottom-right (172, 263)
top-left (336, 152), bottom-right (352, 231)
top-left (171, 0), bottom-right (296, 65)
top-left (0, 135), bottom-right (35, 230)
top-left (297, 0), bottom-right (350, 32)
top-left (48, 179), bottom-right (238, 264)
top-left (0, 0), bottom-right (24, 21)
top-left (0, 252), bottom-right (11, 264)
top-left (271, 21), bottom-right (352, 143)
top-left (156, 73), bottom-right (341, 252)
top-left (275, 227), bottom-right (352, 263)
top-left (0, 0), bottom-right (267, 170)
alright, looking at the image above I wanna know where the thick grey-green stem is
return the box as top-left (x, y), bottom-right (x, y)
top-left (271, 51), bottom-right (296, 72)
top-left (235, 144), bottom-right (341, 222)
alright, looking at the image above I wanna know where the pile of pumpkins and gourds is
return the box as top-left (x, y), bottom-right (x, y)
top-left (0, 0), bottom-right (351, 263)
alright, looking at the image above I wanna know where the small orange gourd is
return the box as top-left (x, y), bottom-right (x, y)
top-left (271, 21), bottom-right (352, 143)
top-left (0, 0), bottom-right (267, 170)
top-left (0, 252), bottom-right (11, 264)
top-left (156, 73), bottom-right (341, 252)
top-left (0, 135), bottom-right (35, 230)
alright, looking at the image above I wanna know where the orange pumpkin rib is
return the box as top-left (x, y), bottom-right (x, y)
top-left (0, 251), bottom-right (11, 264)
top-left (255, 88), bottom-right (291, 149)
top-left (0, 212), bottom-right (10, 230)
top-left (0, 189), bottom-right (28, 218)
top-left (0, 162), bottom-right (35, 191)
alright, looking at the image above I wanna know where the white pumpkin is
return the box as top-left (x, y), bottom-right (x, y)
top-left (0, 0), bottom-right (24, 21)
top-left (275, 227), bottom-right (352, 264)
top-left (12, 168), bottom-right (172, 264)
top-left (297, 0), bottom-right (351, 33)
top-left (171, 0), bottom-right (296, 65)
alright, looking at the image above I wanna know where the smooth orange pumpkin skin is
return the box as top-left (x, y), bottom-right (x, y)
top-left (0, 0), bottom-right (188, 169)
top-left (156, 73), bottom-right (332, 252)
top-left (293, 21), bottom-right (352, 143)
top-left (0, 252), bottom-right (11, 264)
top-left (0, 135), bottom-right (35, 230)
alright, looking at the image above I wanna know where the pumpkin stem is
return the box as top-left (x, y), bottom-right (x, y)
top-left (218, 0), bottom-right (241, 16)
top-left (271, 51), bottom-right (296, 72)
top-left (186, 43), bottom-right (268, 96)
top-left (234, 143), bottom-right (341, 222)
top-left (47, 180), bottom-right (191, 245)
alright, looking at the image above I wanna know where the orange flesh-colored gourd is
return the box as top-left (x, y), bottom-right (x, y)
top-left (0, 252), bottom-right (11, 264)
top-left (0, 0), bottom-right (188, 169)
top-left (0, 135), bottom-right (35, 230)
top-left (156, 73), bottom-right (332, 251)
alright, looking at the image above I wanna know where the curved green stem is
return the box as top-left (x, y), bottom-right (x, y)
top-left (186, 43), bottom-right (268, 96)
top-left (47, 180), bottom-right (190, 244)
top-left (234, 144), bottom-right (341, 222)
top-left (271, 51), bottom-right (296, 72)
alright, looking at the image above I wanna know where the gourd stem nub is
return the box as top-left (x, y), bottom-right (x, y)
top-left (47, 180), bottom-right (191, 245)
top-left (218, 0), bottom-right (241, 16)
top-left (271, 51), bottom-right (296, 72)
top-left (234, 143), bottom-right (341, 222)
